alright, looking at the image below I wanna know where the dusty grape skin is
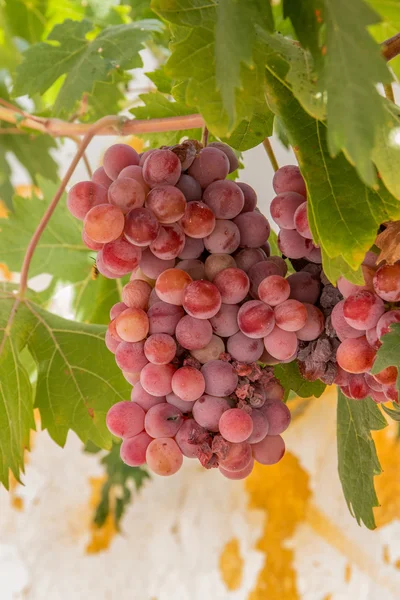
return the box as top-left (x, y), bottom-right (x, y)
top-left (103, 143), bottom-right (140, 180)
top-left (115, 308), bottom-right (149, 342)
top-left (106, 401), bottom-right (145, 439)
top-left (208, 141), bottom-right (239, 173)
top-left (287, 272), bottom-right (320, 305)
top-left (219, 458), bottom-right (254, 479)
top-left (144, 333), bottom-right (177, 365)
top-left (122, 280), bottom-right (152, 310)
top-left (144, 403), bottom-right (183, 438)
top-left (370, 389), bottom-right (388, 404)
top-left (218, 441), bottom-right (252, 472)
top-left (373, 263), bottom-right (400, 302)
top-left (146, 185), bottom-right (186, 224)
top-left (274, 299), bottom-right (308, 332)
top-left (227, 331), bottom-right (264, 363)
top-left (219, 408), bottom-right (253, 443)
top-left (115, 341), bottom-right (148, 372)
top-left (272, 165), bottom-right (306, 197)
top-left (233, 211), bottom-right (270, 248)
top-left (342, 290), bottom-right (385, 331)
top-left (176, 174), bottom-right (202, 202)
top-left (175, 418), bottom-right (207, 458)
top-left (166, 393), bottom-right (196, 414)
top-left (176, 259), bottom-right (205, 280)
top-left (178, 236), bottom-right (204, 259)
top-left (108, 177), bottom-right (146, 213)
top-left (183, 280), bottom-right (222, 319)
top-left (248, 260), bottom-right (281, 299)
top-left (82, 229), bottom-right (104, 251)
top-left (142, 149), bottom-right (181, 188)
top-left (150, 223), bottom-right (185, 260)
top-left (131, 382), bottom-right (165, 410)
top-left (118, 165), bottom-right (150, 194)
top-left (213, 267), bottom-right (250, 304)
top-left (96, 252), bottom-right (127, 279)
top-left (204, 219), bottom-right (240, 254)
top-left (294, 201), bottom-right (312, 239)
top-left (296, 304), bottom-right (325, 341)
top-left (102, 238), bottom-right (142, 275)
top-left (203, 180), bottom-right (244, 219)
top-left (155, 268), bottom-right (192, 306)
top-left (175, 315), bottom-right (213, 350)
top-left (171, 366), bottom-right (206, 401)
top-left (263, 326), bottom-right (298, 361)
top-left (258, 275), bottom-right (290, 306)
top-left (209, 304), bottom-right (239, 337)
top-left (192, 395), bottom-right (231, 432)
top-left (247, 410), bottom-right (269, 444)
top-left (376, 310), bottom-right (400, 338)
top-left (120, 432), bottom-right (152, 467)
top-left (190, 335), bottom-right (225, 364)
top-left (124, 207), bottom-right (160, 247)
top-left (148, 301), bottom-right (184, 335)
top-left (188, 146), bottom-right (229, 188)
top-left (334, 366), bottom-right (351, 387)
top-left (105, 330), bottom-right (120, 353)
top-left (204, 254), bottom-right (237, 281)
top-left (278, 228), bottom-right (313, 259)
top-left (201, 360), bottom-right (238, 397)
top-left (140, 363), bottom-right (176, 396)
top-left (237, 300), bottom-right (275, 339)
top-left (336, 336), bottom-right (376, 373)
top-left (146, 437), bottom-right (183, 476)
top-left (92, 166), bottom-right (113, 190)
top-left (261, 401), bottom-right (291, 435)
top-left (234, 248), bottom-right (265, 273)
top-left (331, 300), bottom-right (364, 341)
top-left (237, 182), bottom-right (257, 212)
top-left (252, 435), bottom-right (285, 465)
top-left (180, 201), bottom-right (216, 238)
top-left (270, 191), bottom-right (305, 230)
top-left (67, 181), bottom-right (108, 220)
top-left (84, 204), bottom-right (125, 244)
top-left (140, 248), bottom-right (175, 279)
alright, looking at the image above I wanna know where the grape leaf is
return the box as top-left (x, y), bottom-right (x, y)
top-left (372, 100), bottom-right (400, 200)
top-left (375, 221), bottom-right (400, 264)
top-left (4, 0), bottom-right (48, 43)
top-left (13, 19), bottom-right (163, 115)
top-left (321, 250), bottom-right (366, 286)
top-left (146, 68), bottom-right (173, 94)
top-left (221, 108), bottom-right (274, 151)
top-left (323, 0), bottom-right (392, 186)
top-left (371, 323), bottom-right (400, 396)
top-left (367, 0), bottom-right (400, 29)
top-left (283, 0), bottom-right (323, 65)
top-left (274, 362), bottom-right (326, 401)
top-left (151, 0), bottom-right (217, 27)
top-left (337, 390), bottom-right (387, 529)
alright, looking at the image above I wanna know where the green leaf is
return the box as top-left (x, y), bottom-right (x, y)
top-left (283, 0), bottom-right (323, 65)
top-left (371, 323), bottom-right (400, 396)
top-left (381, 403), bottom-right (400, 422)
top-left (73, 270), bottom-right (123, 326)
top-left (367, 0), bottom-right (400, 29)
top-left (337, 390), bottom-right (387, 529)
top-left (4, 0), bottom-right (48, 44)
top-left (321, 250), bottom-right (366, 286)
top-left (151, 0), bottom-right (217, 27)
top-left (323, 0), bottom-right (392, 186)
top-left (274, 361), bottom-right (326, 401)
top-left (221, 108), bottom-right (274, 151)
top-left (146, 67), bottom-right (173, 94)
top-left (14, 19), bottom-right (162, 116)
top-left (372, 100), bottom-right (400, 200)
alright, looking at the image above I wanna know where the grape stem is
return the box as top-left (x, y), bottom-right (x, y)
top-left (383, 83), bottom-right (395, 103)
top-left (263, 138), bottom-right (279, 172)
top-left (202, 126), bottom-right (209, 147)
top-left (381, 32), bottom-right (400, 61)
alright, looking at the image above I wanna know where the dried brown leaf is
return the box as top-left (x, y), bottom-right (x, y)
top-left (376, 221), bottom-right (400, 264)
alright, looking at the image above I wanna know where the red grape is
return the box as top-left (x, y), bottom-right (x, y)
top-left (176, 174), bottom-right (202, 202)
top-left (203, 180), bottom-right (244, 219)
top-left (84, 204), bottom-right (124, 243)
top-left (102, 238), bottom-right (142, 275)
top-left (258, 275), bottom-right (290, 306)
top-left (103, 143), bottom-right (140, 180)
top-left (272, 165), bottom-right (306, 197)
top-left (252, 435), bottom-right (285, 465)
top-left (146, 185), bottom-right (186, 224)
top-left (140, 363), bottom-right (176, 396)
top-left (209, 304), bottom-right (239, 337)
top-left (227, 331), bottom-right (264, 362)
top-left (238, 300), bottom-right (275, 338)
top-left (148, 301), bottom-right (184, 335)
top-left (124, 207), bottom-right (160, 247)
top-left (343, 290), bottom-right (385, 330)
top-left (192, 395), bottom-right (230, 431)
top-left (336, 336), bottom-right (376, 373)
top-left (143, 149), bottom-right (181, 187)
top-left (373, 263), bottom-right (400, 302)
top-left (263, 326), bottom-right (298, 360)
top-left (219, 408), bottom-right (253, 443)
top-left (115, 341), bottom-right (148, 372)
top-left (131, 382), bottom-right (165, 410)
top-left (150, 223), bottom-right (185, 260)
top-left (144, 333), bottom-right (177, 365)
top-left (233, 211), bottom-right (270, 248)
top-left (120, 432), bottom-right (152, 467)
top-left (201, 359), bottom-right (238, 396)
top-left (204, 219), bottom-right (240, 254)
top-left (108, 177), bottom-right (145, 213)
top-left (180, 201), bottom-right (216, 238)
top-left (175, 315), bottom-right (213, 350)
top-left (171, 366), bottom-right (206, 401)
top-left (67, 181), bottom-right (108, 220)
top-left (92, 166), bottom-right (112, 190)
top-left (155, 268), bottom-right (192, 305)
top-left (115, 308), bottom-right (149, 342)
top-left (296, 304), bottom-right (325, 341)
top-left (237, 182), bottom-right (257, 212)
top-left (106, 401), bottom-right (145, 439)
top-left (188, 147), bottom-right (229, 188)
top-left (274, 299), bottom-right (307, 332)
top-left (146, 438), bottom-right (183, 476)
top-left (270, 191), bottom-right (305, 230)
top-left (183, 280), bottom-right (222, 319)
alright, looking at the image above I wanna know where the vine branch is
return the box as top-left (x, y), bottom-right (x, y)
top-left (381, 32), bottom-right (400, 62)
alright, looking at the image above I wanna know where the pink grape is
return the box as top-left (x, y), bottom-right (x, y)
top-left (247, 410), bottom-right (269, 444)
top-left (155, 268), bottom-right (192, 305)
top-left (178, 236), bottom-right (204, 259)
top-left (119, 165), bottom-right (150, 194)
top-left (103, 143), bottom-right (140, 179)
top-left (364, 373), bottom-right (383, 392)
top-left (176, 259), bottom-right (205, 280)
top-left (274, 299), bottom-right (307, 332)
top-left (150, 223), bottom-right (185, 260)
top-left (84, 204), bottom-right (124, 243)
top-left (124, 207), bottom-right (160, 247)
top-left (82, 229), bottom-right (104, 251)
top-left (264, 326), bottom-right (298, 360)
top-left (263, 380), bottom-right (285, 402)
top-left (140, 363), bottom-right (176, 396)
top-left (115, 308), bottom-right (149, 342)
top-left (261, 401), bottom-right (291, 435)
top-left (209, 304), bottom-right (239, 337)
top-left (106, 401), bottom-right (145, 439)
top-left (148, 287), bottom-right (160, 307)
top-left (146, 438), bottom-right (183, 476)
top-left (306, 245), bottom-right (322, 263)
top-left (203, 180), bottom-right (244, 219)
top-left (191, 335), bottom-right (225, 364)
top-left (201, 360), bottom-right (238, 396)
top-left (175, 315), bottom-right (213, 350)
top-left (219, 408), bottom-right (253, 443)
top-left (252, 435), bottom-right (285, 465)
top-left (115, 341), bottom-right (148, 372)
top-left (294, 201), bottom-right (312, 238)
top-left (376, 310), bottom-right (400, 338)
top-left (220, 459), bottom-right (254, 480)
top-left (237, 182), bottom-right (257, 212)
top-left (266, 256), bottom-right (288, 277)
top-left (336, 336), bottom-right (376, 373)
top-left (372, 366), bottom-right (398, 386)
top-left (208, 141), bottom-right (239, 173)
top-left (331, 300), bottom-right (364, 341)
top-left (238, 300), bottom-right (275, 338)
top-left (144, 403), bottom-right (183, 438)
top-left (140, 248), bottom-right (175, 279)
top-left (166, 393), bottom-right (195, 413)
top-left (373, 263), bottom-right (400, 302)
top-left (148, 301), bottom-right (184, 335)
top-left (227, 331), bottom-right (264, 362)
top-left (287, 271), bottom-right (320, 304)
top-left (92, 166), bottom-right (112, 190)
top-left (122, 280), bottom-right (152, 310)
top-left (175, 418), bottom-right (209, 458)
top-left (337, 277), bottom-right (370, 298)
top-left (385, 386), bottom-right (399, 402)
top-left (94, 255), bottom-right (122, 283)
top-left (143, 149), bottom-right (181, 187)
top-left (248, 260), bottom-right (281, 298)
top-left (192, 395), bottom-right (230, 431)
top-left (123, 371), bottom-right (140, 385)
top-left (258, 275), bottom-right (290, 306)
top-left (105, 330), bottom-right (119, 353)
top-left (120, 432), bottom-right (152, 467)
top-left (370, 389), bottom-right (388, 404)
top-left (139, 149), bottom-right (156, 166)
top-left (296, 304), bottom-right (325, 341)
top-left (131, 382), bottom-right (165, 410)
top-left (108, 177), bottom-right (145, 213)
top-left (110, 302), bottom-right (127, 320)
top-left (176, 174), bottom-right (202, 201)
top-left (188, 146), bottom-right (229, 188)
top-left (183, 280), bottom-right (222, 319)
top-left (102, 238), bottom-right (142, 275)
top-left (213, 267), bottom-right (250, 304)
top-left (204, 219), bottom-right (240, 254)
top-left (180, 201), bottom-right (216, 238)
top-left (334, 366), bottom-right (351, 387)
top-left (108, 318), bottom-right (122, 342)
top-left (272, 165), bottom-right (306, 197)
top-left (343, 290), bottom-right (385, 330)
top-left (172, 366), bottom-right (206, 401)
top-left (146, 185), bottom-right (186, 224)
top-left (234, 248), bottom-right (266, 273)
top-left (233, 211), bottom-right (270, 248)
top-left (67, 181), bottom-right (108, 220)
top-left (144, 333), bottom-right (176, 365)
top-left (270, 191), bottom-right (305, 229)
top-left (204, 254), bottom-right (237, 281)
top-left (218, 442), bottom-right (252, 472)
top-left (348, 374), bottom-right (369, 400)
top-left (278, 228), bottom-right (313, 258)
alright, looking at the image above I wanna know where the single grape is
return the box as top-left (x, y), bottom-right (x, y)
top-left (140, 248), bottom-right (175, 279)
top-left (274, 299), bottom-right (307, 332)
top-left (203, 180), bottom-right (244, 219)
top-left (190, 335), bottom-right (225, 364)
top-left (337, 277), bottom-right (370, 298)
top-left (108, 177), bottom-right (145, 213)
top-left (334, 366), bottom-right (351, 387)
top-left (306, 245), bottom-right (322, 264)
top-left (105, 330), bottom-right (120, 353)
top-left (293, 201), bottom-right (312, 238)
top-left (331, 300), bottom-right (364, 341)
top-left (188, 146), bottom-right (229, 188)
top-left (265, 256), bottom-right (288, 277)
top-left (82, 229), bottom-right (104, 251)
top-left (110, 302), bottom-right (127, 320)
top-left (201, 360), bottom-right (238, 397)
top-left (146, 437), bottom-right (183, 476)
top-left (270, 191), bottom-right (305, 230)
top-left (296, 304), bottom-right (325, 341)
top-left (123, 371), bottom-right (141, 384)
top-left (204, 219), bottom-right (240, 254)
top-left (95, 252), bottom-right (123, 280)
top-left (146, 185), bottom-right (186, 224)
top-left (373, 263), bottom-right (400, 302)
top-left (247, 410), bottom-right (269, 444)
top-left (115, 308), bottom-right (149, 342)
top-left (261, 401), bottom-right (291, 435)
top-left (155, 268), bottom-right (192, 305)
top-left (175, 315), bottom-right (213, 350)
top-left (227, 331), bottom-right (264, 362)
top-left (252, 435), bottom-right (285, 465)
top-left (67, 181), bottom-right (108, 220)
top-left (175, 174), bottom-right (202, 202)
top-left (213, 267), bottom-right (250, 304)
top-left (376, 310), bottom-right (400, 338)
top-left (108, 318), bottom-right (122, 342)
top-left (372, 366), bottom-right (398, 386)
top-left (171, 366), bottom-right (206, 401)
top-left (103, 143), bottom-right (140, 179)
top-left (366, 326), bottom-right (381, 350)
top-left (102, 238), bottom-right (142, 275)
top-left (238, 300), bottom-right (275, 338)
top-left (272, 165), bottom-right (306, 197)
top-left (263, 380), bottom-right (285, 402)
top-left (234, 248), bottom-right (266, 273)
top-left (370, 389), bottom-right (388, 404)
top-left (115, 341), bottom-right (148, 372)
top-left (278, 229), bottom-right (313, 259)
top-left (148, 301), bottom-right (184, 335)
top-left (233, 211), bottom-right (270, 248)
top-left (106, 401), bottom-right (145, 439)
top-left (84, 204), bottom-right (124, 243)
top-left (343, 290), bottom-right (385, 330)
top-left (348, 374), bottom-right (370, 400)
top-left (287, 271), bottom-right (320, 304)
top-left (118, 164), bottom-right (150, 194)
top-left (120, 432), bottom-right (152, 467)
top-left (248, 260), bottom-right (281, 298)
top-left (131, 382), bottom-right (165, 411)
top-left (140, 363), bottom-right (176, 396)
top-left (219, 459), bottom-right (254, 480)
top-left (143, 149), bottom-right (181, 188)
top-left (176, 259), bottom-right (205, 280)
top-left (150, 223), bottom-right (185, 260)
top-left (384, 385), bottom-right (399, 402)
top-left (364, 372), bottom-right (383, 392)
top-left (336, 336), bottom-right (376, 373)
top-left (218, 441), bottom-right (252, 472)
top-left (92, 166), bottom-right (113, 190)
top-left (166, 393), bottom-right (195, 413)
top-left (258, 275), bottom-right (290, 306)
top-left (237, 182), bottom-right (257, 212)
top-left (122, 280), bottom-right (152, 310)
top-left (144, 403), bottom-right (183, 438)
top-left (180, 201), bottom-right (216, 238)
top-left (219, 408), bottom-right (253, 443)
top-left (124, 207), bottom-right (160, 247)
top-left (192, 395), bottom-right (230, 431)
top-left (263, 326), bottom-right (298, 361)
top-left (209, 304), bottom-right (239, 337)
top-left (144, 333), bottom-right (177, 365)
top-left (204, 254), bottom-right (237, 281)
top-left (183, 280), bottom-right (222, 319)
top-left (208, 141), bottom-right (239, 173)
top-left (175, 418), bottom-right (208, 458)
top-left (178, 236), bottom-right (204, 259)
top-left (139, 149), bottom-right (156, 166)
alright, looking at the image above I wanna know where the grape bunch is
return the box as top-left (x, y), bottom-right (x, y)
top-left (270, 166), bottom-right (400, 403)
